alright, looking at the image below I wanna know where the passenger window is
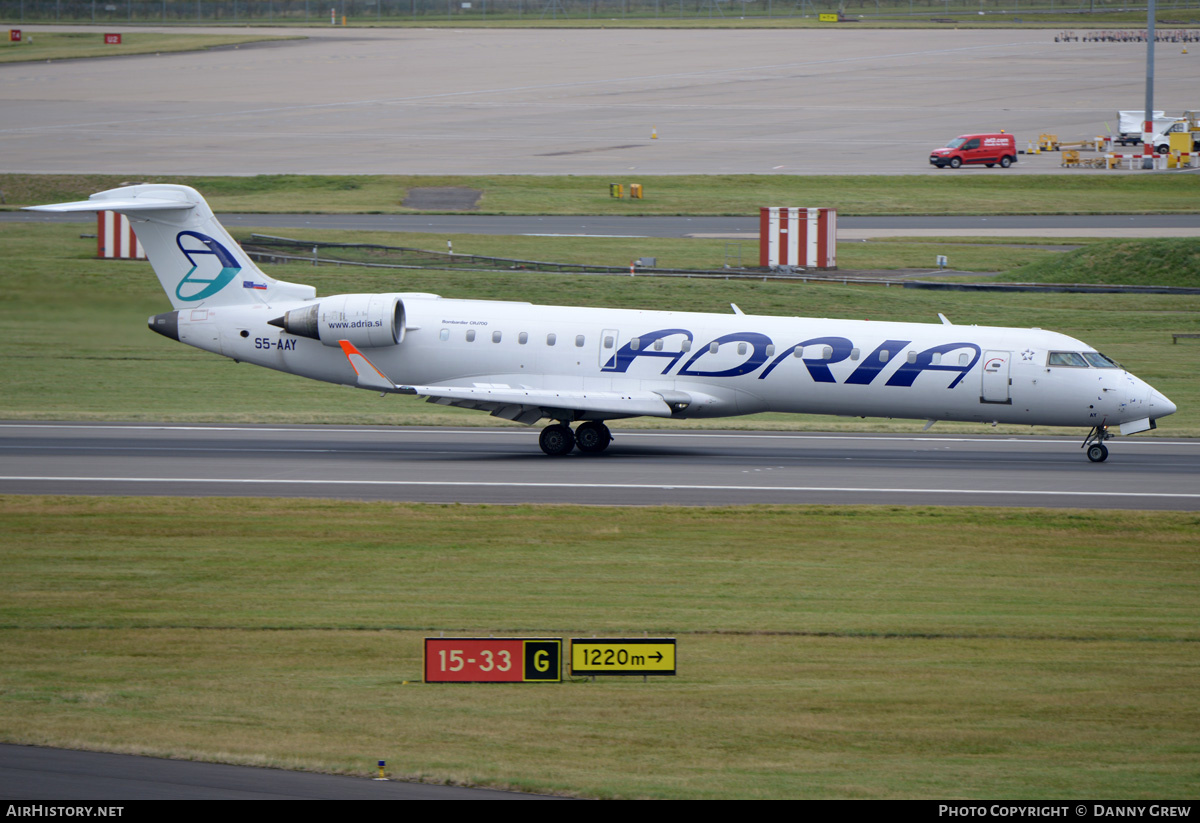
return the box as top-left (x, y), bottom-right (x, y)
top-left (765, 344), bottom-right (775, 358)
top-left (439, 328), bottom-right (449, 341)
top-left (907, 351), bottom-right (917, 364)
top-left (794, 346), bottom-right (804, 358)
top-left (850, 348), bottom-right (860, 361)
top-left (575, 335), bottom-right (585, 347)
top-left (492, 331), bottom-right (502, 343)
top-left (681, 340), bottom-right (691, 352)
top-left (518, 332), bottom-right (528, 345)
top-left (631, 337), bottom-right (641, 351)
top-left (709, 342), bottom-right (719, 354)
top-left (466, 329), bottom-right (476, 342)
top-left (821, 346), bottom-right (833, 360)
top-left (546, 333), bottom-right (556, 346)
top-left (959, 353), bottom-right (970, 366)
top-left (654, 339), bottom-right (664, 351)
top-left (932, 353), bottom-right (942, 365)
top-left (737, 342), bottom-right (747, 356)
top-left (603, 335), bottom-right (614, 349)
top-left (878, 350), bottom-right (889, 363)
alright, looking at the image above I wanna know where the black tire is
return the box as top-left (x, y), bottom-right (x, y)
top-left (1086, 443), bottom-right (1109, 463)
top-left (575, 421), bottom-right (612, 454)
top-left (539, 424), bottom-right (576, 456)
top-left (985, 163), bottom-right (995, 168)
top-left (949, 157), bottom-right (962, 169)
top-left (1156, 144), bottom-right (1170, 155)
top-left (1000, 155), bottom-right (1013, 168)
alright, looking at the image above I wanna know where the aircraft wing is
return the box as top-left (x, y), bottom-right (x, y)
top-left (338, 341), bottom-right (677, 424)
top-left (401, 384), bottom-right (676, 422)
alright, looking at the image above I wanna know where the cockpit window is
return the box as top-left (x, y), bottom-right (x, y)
top-left (1048, 351), bottom-right (1089, 367)
top-left (1081, 351), bottom-right (1119, 369)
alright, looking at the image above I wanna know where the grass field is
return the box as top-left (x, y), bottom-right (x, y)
top-left (6, 173), bottom-right (1200, 216)
top-left (1, 497), bottom-right (1197, 798)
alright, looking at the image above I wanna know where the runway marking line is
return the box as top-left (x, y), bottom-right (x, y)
top-left (2, 476), bottom-right (1198, 501)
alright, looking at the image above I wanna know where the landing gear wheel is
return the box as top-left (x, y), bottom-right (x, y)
top-left (1082, 425), bottom-right (1112, 463)
top-left (575, 421), bottom-right (612, 454)
top-left (539, 423), bottom-right (575, 456)
top-left (1087, 443), bottom-right (1109, 463)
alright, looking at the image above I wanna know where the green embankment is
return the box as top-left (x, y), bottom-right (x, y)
top-left (1008, 238), bottom-right (1200, 288)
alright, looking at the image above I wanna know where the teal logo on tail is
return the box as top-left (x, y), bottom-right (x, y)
top-left (175, 231), bottom-right (241, 302)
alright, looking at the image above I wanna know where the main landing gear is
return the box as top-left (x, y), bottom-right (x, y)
top-left (1082, 425), bottom-right (1113, 463)
top-left (538, 421), bottom-right (612, 456)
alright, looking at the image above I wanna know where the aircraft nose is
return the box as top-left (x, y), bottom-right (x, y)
top-left (1149, 388), bottom-right (1177, 419)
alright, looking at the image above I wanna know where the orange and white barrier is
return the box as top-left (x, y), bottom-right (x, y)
top-left (759, 207), bottom-right (836, 270)
top-left (97, 210), bottom-right (145, 259)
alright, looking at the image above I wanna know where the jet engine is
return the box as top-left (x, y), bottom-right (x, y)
top-left (269, 294), bottom-right (404, 348)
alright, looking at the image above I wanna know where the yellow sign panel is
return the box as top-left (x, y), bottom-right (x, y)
top-left (570, 638), bottom-right (676, 676)
top-left (819, 13), bottom-right (839, 21)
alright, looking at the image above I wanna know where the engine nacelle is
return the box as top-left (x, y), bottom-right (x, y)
top-left (269, 294), bottom-right (404, 348)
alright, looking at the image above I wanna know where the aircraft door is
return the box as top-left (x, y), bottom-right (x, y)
top-left (981, 350), bottom-right (1011, 403)
top-left (600, 329), bottom-right (619, 368)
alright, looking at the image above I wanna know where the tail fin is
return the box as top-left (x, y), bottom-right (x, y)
top-left (25, 184), bottom-right (315, 309)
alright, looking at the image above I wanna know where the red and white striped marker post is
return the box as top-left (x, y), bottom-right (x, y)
top-left (759, 207), bottom-right (836, 270)
top-left (97, 210), bottom-right (146, 259)
top-left (1143, 119), bottom-right (1157, 169)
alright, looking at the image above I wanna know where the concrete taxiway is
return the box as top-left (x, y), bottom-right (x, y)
top-left (0, 743), bottom-right (561, 800)
top-left (4, 26), bottom-right (1198, 176)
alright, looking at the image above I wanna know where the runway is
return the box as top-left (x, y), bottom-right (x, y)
top-left (2, 422), bottom-right (1197, 510)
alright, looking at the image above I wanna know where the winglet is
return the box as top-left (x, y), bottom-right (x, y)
top-left (338, 340), bottom-right (398, 391)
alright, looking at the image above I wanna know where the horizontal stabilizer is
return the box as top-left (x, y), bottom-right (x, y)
top-left (25, 197), bottom-right (193, 214)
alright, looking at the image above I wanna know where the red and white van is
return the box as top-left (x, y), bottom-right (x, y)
top-left (929, 133), bottom-right (1017, 169)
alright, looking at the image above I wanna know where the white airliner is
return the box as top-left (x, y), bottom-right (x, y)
top-left (28, 184), bottom-right (1177, 461)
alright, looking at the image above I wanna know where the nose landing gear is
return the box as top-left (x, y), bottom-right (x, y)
top-left (538, 421), bottom-right (612, 456)
top-left (1082, 425), bottom-right (1112, 462)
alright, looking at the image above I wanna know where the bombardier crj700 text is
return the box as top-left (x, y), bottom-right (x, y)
top-left (29, 185), bottom-right (1177, 460)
